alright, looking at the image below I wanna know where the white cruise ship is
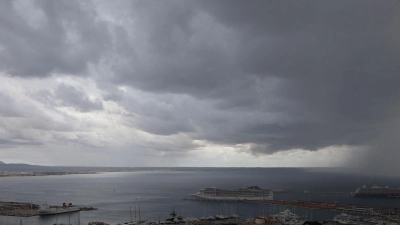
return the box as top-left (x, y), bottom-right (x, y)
top-left (190, 186), bottom-right (273, 201)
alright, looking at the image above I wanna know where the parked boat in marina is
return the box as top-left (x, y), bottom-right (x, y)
top-left (332, 213), bottom-right (362, 225)
top-left (272, 209), bottom-right (305, 225)
top-left (124, 205), bottom-right (146, 225)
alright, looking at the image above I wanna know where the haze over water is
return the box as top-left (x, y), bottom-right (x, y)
top-left (1, 168), bottom-right (399, 225)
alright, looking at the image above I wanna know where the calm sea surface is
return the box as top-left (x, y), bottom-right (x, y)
top-left (0, 168), bottom-right (399, 225)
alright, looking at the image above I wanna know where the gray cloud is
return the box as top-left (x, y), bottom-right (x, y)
top-left (105, 0), bottom-right (399, 149)
top-left (0, 138), bottom-right (42, 148)
top-left (0, 90), bottom-right (93, 148)
top-left (35, 83), bottom-right (104, 112)
top-left (0, 0), bottom-right (111, 77)
top-left (1, 0), bottom-right (400, 170)
top-left (0, 92), bottom-right (29, 117)
top-left (120, 91), bottom-right (196, 136)
top-left (54, 83), bottom-right (103, 112)
top-left (108, 0), bottom-right (400, 171)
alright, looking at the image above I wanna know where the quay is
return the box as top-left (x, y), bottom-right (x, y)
top-left (275, 190), bottom-right (353, 195)
top-left (0, 201), bottom-right (39, 217)
top-left (184, 197), bottom-right (400, 216)
top-left (0, 201), bottom-right (98, 217)
top-left (248, 199), bottom-right (400, 216)
top-left (183, 198), bottom-right (238, 202)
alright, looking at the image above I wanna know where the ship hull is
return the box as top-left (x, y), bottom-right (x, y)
top-left (39, 207), bottom-right (81, 216)
top-left (190, 194), bottom-right (272, 201)
top-left (190, 186), bottom-right (273, 201)
top-left (354, 193), bottom-right (400, 198)
top-left (354, 185), bottom-right (400, 198)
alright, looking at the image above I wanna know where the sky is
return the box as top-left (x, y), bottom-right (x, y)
top-left (0, 0), bottom-right (399, 173)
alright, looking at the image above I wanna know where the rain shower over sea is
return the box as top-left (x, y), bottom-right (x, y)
top-left (0, 167), bottom-right (399, 225)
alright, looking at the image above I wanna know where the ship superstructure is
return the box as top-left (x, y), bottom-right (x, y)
top-left (38, 203), bottom-right (80, 216)
top-left (354, 185), bottom-right (400, 198)
top-left (190, 186), bottom-right (273, 201)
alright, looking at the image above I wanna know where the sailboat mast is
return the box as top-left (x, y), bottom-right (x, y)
top-left (203, 202), bottom-right (205, 217)
top-left (130, 205), bottom-right (133, 222)
top-left (68, 206), bottom-right (70, 225)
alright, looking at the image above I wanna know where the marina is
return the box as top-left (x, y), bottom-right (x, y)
top-left (2, 197), bottom-right (400, 224)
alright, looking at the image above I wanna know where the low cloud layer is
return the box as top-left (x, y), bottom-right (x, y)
top-left (0, 0), bottom-right (399, 172)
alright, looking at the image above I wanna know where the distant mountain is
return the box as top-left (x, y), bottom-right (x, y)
top-left (0, 162), bottom-right (47, 172)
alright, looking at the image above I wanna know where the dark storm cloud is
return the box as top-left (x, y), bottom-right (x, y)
top-left (104, 0), bottom-right (400, 154)
top-left (193, 0), bottom-right (400, 173)
top-left (104, 1), bottom-right (238, 96)
top-left (213, 0), bottom-right (400, 153)
top-left (0, 0), bottom-right (111, 77)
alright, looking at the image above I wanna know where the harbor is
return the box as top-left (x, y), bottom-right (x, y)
top-left (1, 169), bottom-right (400, 225)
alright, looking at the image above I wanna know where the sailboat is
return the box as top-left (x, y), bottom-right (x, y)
top-left (124, 206), bottom-right (147, 225)
top-left (229, 204), bottom-right (240, 218)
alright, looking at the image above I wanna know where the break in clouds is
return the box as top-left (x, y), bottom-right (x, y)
top-left (0, 0), bottom-right (400, 173)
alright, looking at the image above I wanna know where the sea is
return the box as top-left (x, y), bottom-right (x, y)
top-left (0, 167), bottom-right (399, 225)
